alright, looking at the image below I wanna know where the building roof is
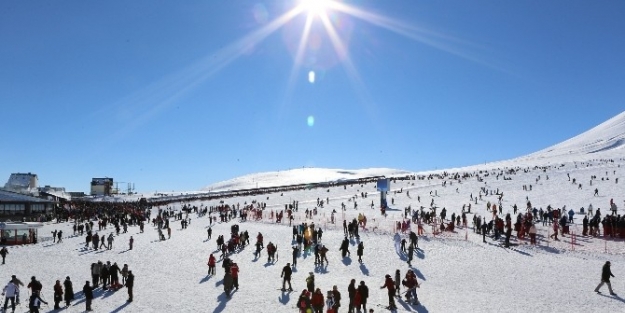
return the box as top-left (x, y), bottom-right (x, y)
top-left (0, 189), bottom-right (51, 203)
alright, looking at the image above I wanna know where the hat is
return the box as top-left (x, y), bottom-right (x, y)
top-left (11, 275), bottom-right (16, 278)
top-left (385, 274), bottom-right (391, 278)
top-left (66, 276), bottom-right (70, 280)
top-left (309, 272), bottom-right (314, 275)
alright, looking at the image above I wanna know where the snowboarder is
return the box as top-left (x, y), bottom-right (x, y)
top-left (281, 263), bottom-right (293, 291)
top-left (594, 261), bottom-right (616, 295)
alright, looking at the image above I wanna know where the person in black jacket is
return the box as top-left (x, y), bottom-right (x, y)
top-left (82, 281), bottom-right (93, 311)
top-left (125, 271), bottom-right (134, 302)
top-left (63, 277), bottom-right (74, 307)
top-left (347, 279), bottom-right (356, 313)
top-left (281, 263), bottom-right (293, 291)
top-left (332, 285), bottom-right (341, 313)
top-left (357, 281), bottom-right (369, 313)
top-left (595, 261), bottom-right (616, 295)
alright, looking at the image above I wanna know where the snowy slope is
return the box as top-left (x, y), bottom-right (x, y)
top-left (2, 112), bottom-right (625, 313)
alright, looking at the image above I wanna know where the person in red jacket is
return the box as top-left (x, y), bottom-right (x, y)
top-left (311, 288), bottom-right (325, 313)
top-left (230, 263), bottom-right (239, 290)
top-left (207, 254), bottom-right (216, 275)
top-left (380, 274), bottom-right (396, 310)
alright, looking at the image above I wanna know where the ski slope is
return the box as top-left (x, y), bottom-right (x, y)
top-left (2, 112), bottom-right (625, 313)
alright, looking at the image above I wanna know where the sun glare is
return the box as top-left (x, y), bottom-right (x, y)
top-left (300, 0), bottom-right (331, 17)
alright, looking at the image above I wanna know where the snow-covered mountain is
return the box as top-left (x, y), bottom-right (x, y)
top-left (204, 111), bottom-right (625, 191)
top-left (523, 111), bottom-right (625, 160)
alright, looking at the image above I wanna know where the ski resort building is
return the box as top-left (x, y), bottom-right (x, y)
top-left (4, 172), bottom-right (38, 192)
top-left (91, 177), bottom-right (114, 196)
top-left (0, 221), bottom-right (44, 245)
top-left (0, 189), bottom-right (53, 221)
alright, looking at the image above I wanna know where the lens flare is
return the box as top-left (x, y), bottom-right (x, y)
top-left (307, 115), bottom-right (315, 127)
top-left (308, 71), bottom-right (316, 83)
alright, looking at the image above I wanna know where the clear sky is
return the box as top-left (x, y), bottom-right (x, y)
top-left (1, 0), bottom-right (624, 193)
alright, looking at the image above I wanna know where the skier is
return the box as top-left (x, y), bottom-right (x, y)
top-left (207, 227), bottom-right (212, 240)
top-left (402, 270), bottom-right (420, 305)
top-left (281, 263), bottom-right (293, 291)
top-left (208, 254), bottom-right (216, 275)
top-left (380, 274), bottom-right (397, 310)
top-left (129, 236), bottom-right (134, 250)
top-left (594, 261), bottom-right (616, 295)
top-left (82, 281), bottom-right (94, 311)
top-left (0, 247), bottom-right (7, 264)
top-left (311, 288), bottom-right (325, 313)
top-left (357, 242), bottom-right (364, 263)
top-left (63, 277), bottom-right (74, 307)
top-left (28, 291), bottom-right (47, 313)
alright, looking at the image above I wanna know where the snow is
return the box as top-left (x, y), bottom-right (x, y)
top-left (2, 112), bottom-right (625, 313)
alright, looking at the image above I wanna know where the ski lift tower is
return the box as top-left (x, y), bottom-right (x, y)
top-left (376, 178), bottom-right (390, 209)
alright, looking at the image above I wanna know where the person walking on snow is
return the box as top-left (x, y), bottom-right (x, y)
top-left (595, 261), bottom-right (616, 295)
top-left (2, 280), bottom-right (18, 313)
top-left (207, 254), bottom-right (216, 275)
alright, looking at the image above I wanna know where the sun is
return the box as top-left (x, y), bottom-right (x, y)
top-left (299, 0), bottom-right (332, 17)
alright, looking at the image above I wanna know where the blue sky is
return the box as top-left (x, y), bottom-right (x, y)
top-left (1, 0), bottom-right (624, 193)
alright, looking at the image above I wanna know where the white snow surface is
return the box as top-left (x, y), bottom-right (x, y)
top-left (3, 112), bottom-right (625, 313)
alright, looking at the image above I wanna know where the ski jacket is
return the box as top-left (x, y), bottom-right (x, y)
top-left (2, 282), bottom-right (18, 297)
top-left (54, 283), bottom-right (63, 296)
top-left (311, 292), bottom-right (324, 307)
top-left (602, 263), bottom-right (614, 282)
top-left (208, 255), bottom-right (216, 266)
top-left (357, 284), bottom-right (369, 299)
top-left (230, 264), bottom-right (239, 279)
top-left (83, 284), bottom-right (93, 299)
top-left (381, 277), bottom-right (395, 293)
top-left (281, 266), bottom-right (292, 279)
